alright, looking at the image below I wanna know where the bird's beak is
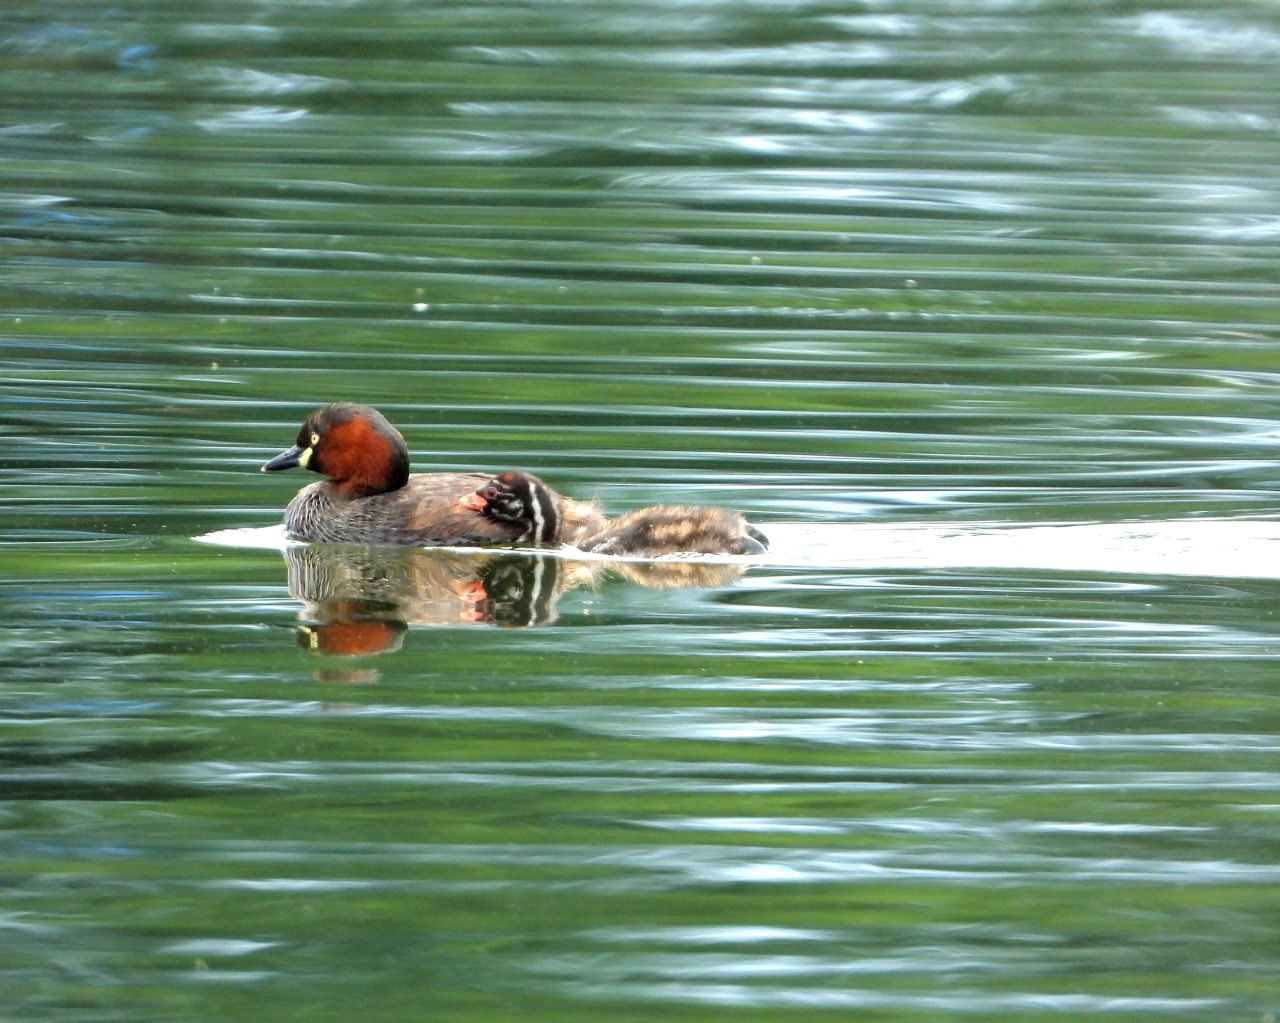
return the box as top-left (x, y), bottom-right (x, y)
top-left (261, 444), bottom-right (309, 472)
top-left (459, 492), bottom-right (488, 512)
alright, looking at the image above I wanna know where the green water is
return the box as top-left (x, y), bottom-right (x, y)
top-left (3, 2), bottom-right (1280, 1020)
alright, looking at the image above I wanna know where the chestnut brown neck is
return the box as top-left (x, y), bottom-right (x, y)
top-left (315, 412), bottom-right (410, 498)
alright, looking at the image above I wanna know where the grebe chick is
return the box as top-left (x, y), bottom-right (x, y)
top-left (468, 471), bottom-right (768, 557)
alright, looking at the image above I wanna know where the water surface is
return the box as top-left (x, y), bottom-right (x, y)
top-left (3, 2), bottom-right (1280, 1021)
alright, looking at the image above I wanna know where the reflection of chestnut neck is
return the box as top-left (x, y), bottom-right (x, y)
top-left (299, 616), bottom-right (406, 657)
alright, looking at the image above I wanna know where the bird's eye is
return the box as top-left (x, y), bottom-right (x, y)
top-left (480, 485), bottom-right (499, 501)
top-left (310, 432), bottom-right (320, 446)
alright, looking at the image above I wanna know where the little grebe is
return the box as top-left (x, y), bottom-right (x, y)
top-left (469, 471), bottom-right (768, 556)
top-left (262, 403), bottom-right (602, 546)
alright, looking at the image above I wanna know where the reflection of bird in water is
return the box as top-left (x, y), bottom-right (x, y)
top-left (284, 544), bottom-right (575, 638)
top-left (282, 542), bottom-right (752, 659)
